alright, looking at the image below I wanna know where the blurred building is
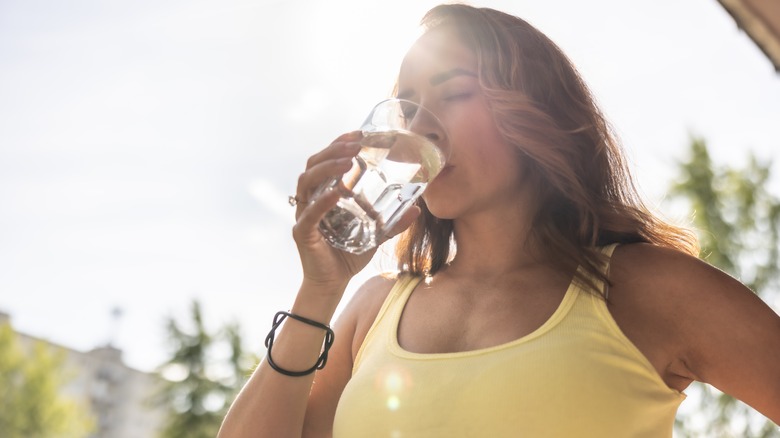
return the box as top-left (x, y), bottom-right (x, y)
top-left (0, 311), bottom-right (166, 438)
top-left (718, 0), bottom-right (780, 71)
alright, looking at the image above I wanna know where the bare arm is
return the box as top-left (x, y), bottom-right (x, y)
top-left (217, 134), bottom-right (361, 438)
top-left (677, 256), bottom-right (780, 423)
top-left (218, 275), bottom-right (396, 438)
top-left (218, 132), bottom-right (418, 438)
top-left (217, 282), bottom-right (348, 438)
top-left (302, 275), bottom-right (396, 436)
top-left (613, 244), bottom-right (780, 424)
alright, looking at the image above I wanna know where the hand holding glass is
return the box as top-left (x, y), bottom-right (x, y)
top-left (316, 98), bottom-right (448, 254)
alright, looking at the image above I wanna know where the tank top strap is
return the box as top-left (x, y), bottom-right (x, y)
top-left (352, 274), bottom-right (423, 372)
top-left (599, 243), bottom-right (619, 299)
top-left (600, 242), bottom-right (619, 257)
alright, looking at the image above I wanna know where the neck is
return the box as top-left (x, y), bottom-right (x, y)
top-left (444, 205), bottom-right (546, 278)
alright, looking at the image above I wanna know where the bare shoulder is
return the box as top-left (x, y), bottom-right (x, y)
top-left (611, 242), bottom-right (718, 285)
top-left (345, 273), bottom-right (399, 308)
top-left (608, 242), bottom-right (764, 339)
top-left (338, 273), bottom-right (400, 360)
top-left (610, 242), bottom-right (746, 303)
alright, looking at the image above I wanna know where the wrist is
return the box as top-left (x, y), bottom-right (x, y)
top-left (264, 311), bottom-right (334, 377)
top-left (291, 280), bottom-right (348, 323)
top-left (300, 274), bottom-right (351, 293)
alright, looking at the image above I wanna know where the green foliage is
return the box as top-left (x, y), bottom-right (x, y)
top-left (671, 137), bottom-right (780, 288)
top-left (0, 322), bottom-right (94, 438)
top-left (668, 136), bottom-right (780, 437)
top-left (156, 300), bottom-right (257, 438)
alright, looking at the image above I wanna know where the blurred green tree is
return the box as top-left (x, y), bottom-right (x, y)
top-left (667, 137), bottom-right (779, 437)
top-left (157, 300), bottom-right (256, 438)
top-left (0, 322), bottom-right (94, 437)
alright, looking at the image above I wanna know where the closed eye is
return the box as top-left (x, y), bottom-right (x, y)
top-left (443, 92), bottom-right (473, 101)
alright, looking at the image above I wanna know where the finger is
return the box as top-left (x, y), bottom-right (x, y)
top-left (292, 186), bottom-right (342, 245)
top-left (295, 157), bottom-right (354, 213)
top-left (381, 205), bottom-right (422, 241)
top-left (333, 130), bottom-right (362, 143)
top-left (305, 134), bottom-right (362, 171)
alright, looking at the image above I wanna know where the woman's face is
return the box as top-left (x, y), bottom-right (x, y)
top-left (397, 27), bottom-right (527, 220)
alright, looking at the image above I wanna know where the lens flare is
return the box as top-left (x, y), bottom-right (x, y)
top-left (374, 366), bottom-right (413, 412)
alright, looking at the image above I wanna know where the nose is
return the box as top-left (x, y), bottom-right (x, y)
top-left (406, 109), bottom-right (449, 162)
top-left (406, 107), bottom-right (445, 144)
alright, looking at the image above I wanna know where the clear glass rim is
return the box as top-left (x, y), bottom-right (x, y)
top-left (360, 97), bottom-right (449, 142)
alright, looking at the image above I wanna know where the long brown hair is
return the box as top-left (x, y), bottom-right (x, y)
top-left (395, 4), bottom-right (698, 293)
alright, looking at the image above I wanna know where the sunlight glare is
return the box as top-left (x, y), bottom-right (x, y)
top-left (375, 365), bottom-right (413, 412)
top-left (291, 3), bottom-right (428, 123)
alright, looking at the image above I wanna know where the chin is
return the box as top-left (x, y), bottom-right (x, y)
top-left (420, 181), bottom-right (452, 217)
top-left (421, 197), bottom-right (457, 220)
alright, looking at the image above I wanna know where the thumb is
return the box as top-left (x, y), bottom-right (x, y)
top-left (382, 205), bottom-right (421, 240)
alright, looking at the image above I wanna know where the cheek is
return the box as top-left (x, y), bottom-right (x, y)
top-left (436, 98), bottom-right (521, 180)
top-left (449, 99), bottom-right (503, 151)
top-left (471, 130), bottom-right (526, 188)
top-left (458, 121), bottom-right (513, 170)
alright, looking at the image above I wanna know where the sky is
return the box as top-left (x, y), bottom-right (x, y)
top-left (1, 0), bottom-right (779, 373)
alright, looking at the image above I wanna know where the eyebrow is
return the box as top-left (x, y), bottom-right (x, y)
top-left (429, 67), bottom-right (477, 86)
top-left (397, 67), bottom-right (478, 99)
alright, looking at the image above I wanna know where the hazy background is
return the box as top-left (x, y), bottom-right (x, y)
top-left (1, 0), bottom-right (778, 372)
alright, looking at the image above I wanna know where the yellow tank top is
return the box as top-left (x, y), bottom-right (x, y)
top-left (333, 245), bottom-right (685, 437)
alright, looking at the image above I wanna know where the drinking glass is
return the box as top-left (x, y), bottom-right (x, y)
top-left (316, 98), bottom-right (448, 254)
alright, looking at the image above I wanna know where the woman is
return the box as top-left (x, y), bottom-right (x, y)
top-left (220, 5), bottom-right (780, 437)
